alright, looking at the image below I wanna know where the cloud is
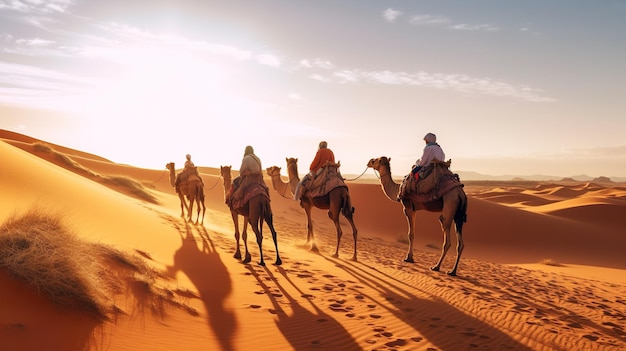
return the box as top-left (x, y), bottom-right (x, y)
top-left (297, 58), bottom-right (334, 70)
top-left (383, 8), bottom-right (403, 23)
top-left (404, 12), bottom-right (498, 32)
top-left (15, 37), bottom-right (56, 46)
top-left (314, 69), bottom-right (555, 102)
top-left (409, 14), bottom-right (451, 25)
top-left (556, 145), bottom-right (626, 158)
top-left (450, 24), bottom-right (498, 32)
top-left (0, 0), bottom-right (73, 14)
top-left (0, 61), bottom-right (95, 109)
top-left (256, 53), bottom-right (281, 67)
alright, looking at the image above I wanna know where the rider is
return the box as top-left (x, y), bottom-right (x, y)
top-left (231, 145), bottom-right (264, 202)
top-left (398, 133), bottom-right (445, 200)
top-left (410, 133), bottom-right (445, 179)
top-left (294, 141), bottom-right (335, 200)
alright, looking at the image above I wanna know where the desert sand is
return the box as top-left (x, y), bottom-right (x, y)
top-left (1, 130), bottom-right (624, 351)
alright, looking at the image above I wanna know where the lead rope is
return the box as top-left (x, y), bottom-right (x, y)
top-left (343, 166), bottom-right (371, 181)
top-left (202, 174), bottom-right (222, 190)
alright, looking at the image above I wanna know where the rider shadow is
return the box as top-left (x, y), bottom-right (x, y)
top-left (165, 221), bottom-right (236, 351)
top-left (326, 257), bottom-right (535, 351)
top-left (246, 265), bottom-right (360, 350)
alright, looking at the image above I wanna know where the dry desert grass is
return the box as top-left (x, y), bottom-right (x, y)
top-left (0, 207), bottom-right (167, 319)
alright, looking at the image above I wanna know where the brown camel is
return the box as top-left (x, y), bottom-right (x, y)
top-left (166, 162), bottom-right (206, 225)
top-left (367, 156), bottom-right (467, 276)
top-left (270, 158), bottom-right (357, 261)
top-left (220, 165), bottom-right (281, 266)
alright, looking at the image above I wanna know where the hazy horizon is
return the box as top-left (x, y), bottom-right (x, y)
top-left (1, 1), bottom-right (625, 178)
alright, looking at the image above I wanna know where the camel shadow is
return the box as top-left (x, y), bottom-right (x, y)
top-left (246, 265), bottom-right (360, 350)
top-left (165, 221), bottom-right (236, 351)
top-left (326, 256), bottom-right (535, 350)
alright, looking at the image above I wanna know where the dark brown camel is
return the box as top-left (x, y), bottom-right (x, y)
top-left (166, 162), bottom-right (206, 225)
top-left (367, 156), bottom-right (467, 276)
top-left (267, 158), bottom-right (357, 261)
top-left (220, 165), bottom-right (281, 266)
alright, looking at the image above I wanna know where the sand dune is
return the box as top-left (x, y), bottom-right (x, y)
top-left (1, 131), bottom-right (625, 351)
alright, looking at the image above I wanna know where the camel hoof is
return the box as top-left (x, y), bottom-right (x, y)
top-left (332, 253), bottom-right (339, 259)
top-left (351, 256), bottom-right (357, 262)
top-left (275, 259), bottom-right (283, 266)
top-left (310, 245), bottom-right (320, 253)
top-left (404, 258), bottom-right (415, 263)
top-left (447, 270), bottom-right (457, 276)
top-left (234, 251), bottom-right (242, 259)
top-left (430, 266), bottom-right (440, 272)
top-left (258, 261), bottom-right (266, 266)
top-left (243, 254), bottom-right (252, 264)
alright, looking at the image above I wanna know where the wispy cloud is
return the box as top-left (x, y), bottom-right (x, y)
top-left (450, 24), bottom-right (498, 32)
top-left (383, 8), bottom-right (403, 23)
top-left (0, 0), bottom-right (73, 14)
top-left (314, 69), bottom-right (556, 102)
top-left (0, 61), bottom-right (96, 109)
top-left (297, 58), bottom-right (334, 70)
top-left (556, 145), bottom-right (626, 158)
top-left (409, 14), bottom-right (451, 25)
top-left (256, 53), bottom-right (281, 67)
top-left (401, 12), bottom-right (498, 32)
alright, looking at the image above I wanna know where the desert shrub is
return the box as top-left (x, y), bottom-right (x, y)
top-left (0, 207), bottom-right (161, 319)
top-left (540, 258), bottom-right (563, 267)
top-left (31, 142), bottom-right (158, 204)
top-left (0, 207), bottom-right (108, 317)
top-left (102, 175), bottom-right (158, 203)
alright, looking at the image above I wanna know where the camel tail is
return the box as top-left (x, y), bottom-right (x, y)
top-left (454, 191), bottom-right (468, 231)
top-left (261, 197), bottom-right (273, 225)
top-left (341, 191), bottom-right (355, 218)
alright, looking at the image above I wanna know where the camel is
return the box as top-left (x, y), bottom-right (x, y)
top-left (367, 156), bottom-right (467, 276)
top-left (166, 162), bottom-right (206, 225)
top-left (220, 165), bottom-right (281, 266)
top-left (267, 158), bottom-right (357, 261)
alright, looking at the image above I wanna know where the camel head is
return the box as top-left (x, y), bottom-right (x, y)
top-left (220, 165), bottom-right (232, 181)
top-left (367, 156), bottom-right (390, 172)
top-left (166, 162), bottom-right (175, 171)
top-left (285, 157), bottom-right (299, 174)
top-left (266, 166), bottom-right (281, 177)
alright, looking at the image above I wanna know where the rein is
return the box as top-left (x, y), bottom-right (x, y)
top-left (152, 169), bottom-right (168, 184)
top-left (343, 166), bottom-right (371, 181)
top-left (203, 174), bottom-right (222, 190)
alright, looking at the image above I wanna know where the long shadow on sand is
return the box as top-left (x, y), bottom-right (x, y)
top-left (246, 265), bottom-right (361, 350)
top-left (326, 256), bottom-right (535, 351)
top-left (166, 221), bottom-right (236, 351)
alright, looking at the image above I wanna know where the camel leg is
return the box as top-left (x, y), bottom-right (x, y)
top-left (447, 220), bottom-right (465, 276)
top-left (242, 216), bottom-right (252, 264)
top-left (431, 214), bottom-right (454, 274)
top-left (188, 196), bottom-right (195, 223)
top-left (199, 200), bottom-right (206, 225)
top-left (344, 215), bottom-right (358, 262)
top-left (231, 211), bottom-right (242, 259)
top-left (178, 193), bottom-right (188, 218)
top-left (265, 211), bottom-right (282, 265)
top-left (250, 218), bottom-right (265, 266)
top-left (403, 205), bottom-right (417, 263)
top-left (304, 205), bottom-right (319, 252)
top-left (328, 209), bottom-right (342, 259)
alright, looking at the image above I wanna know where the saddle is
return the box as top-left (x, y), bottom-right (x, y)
top-left (302, 162), bottom-right (347, 199)
top-left (400, 159), bottom-right (463, 202)
top-left (229, 175), bottom-right (270, 209)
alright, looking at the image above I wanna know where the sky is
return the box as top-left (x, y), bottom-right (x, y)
top-left (1, 0), bottom-right (625, 179)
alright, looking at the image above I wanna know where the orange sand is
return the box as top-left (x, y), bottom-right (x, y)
top-left (1, 130), bottom-right (624, 351)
